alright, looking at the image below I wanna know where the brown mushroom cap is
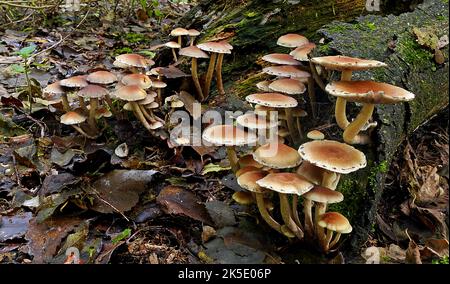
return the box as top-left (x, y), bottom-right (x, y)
top-left (95, 107), bottom-right (112, 119)
top-left (263, 65), bottom-right (311, 79)
top-left (115, 53), bottom-right (154, 68)
top-left (236, 166), bottom-right (261, 177)
top-left (307, 130), bottom-right (325, 140)
top-left (165, 41), bottom-right (181, 49)
top-left (311, 55), bottom-right (387, 71)
top-left (290, 43), bottom-right (317, 61)
top-left (296, 161), bottom-right (324, 185)
top-left (268, 78), bottom-right (306, 95)
top-left (238, 155), bottom-right (264, 169)
top-left (78, 85), bottom-right (108, 99)
top-left (147, 102), bottom-right (159, 109)
top-left (254, 104), bottom-right (277, 115)
top-left (298, 140), bottom-right (366, 174)
top-left (261, 53), bottom-right (300, 65)
top-left (325, 81), bottom-right (415, 104)
top-left (137, 94), bottom-right (156, 105)
top-left (202, 124), bottom-right (257, 146)
top-left (232, 191), bottom-right (254, 205)
top-left (151, 79), bottom-right (167, 89)
top-left (121, 74), bottom-right (152, 89)
top-left (60, 75), bottom-right (88, 88)
top-left (302, 185), bottom-right (344, 203)
top-left (179, 46), bottom-right (209, 58)
top-left (170, 27), bottom-right (190, 36)
top-left (253, 142), bottom-right (302, 169)
top-left (246, 93), bottom-right (298, 108)
top-left (60, 111), bottom-right (86, 125)
top-left (256, 81), bottom-right (272, 92)
top-left (256, 173), bottom-right (313, 195)
top-left (318, 212), bottom-right (352, 233)
top-left (44, 81), bottom-right (65, 95)
top-left (237, 170), bottom-right (269, 193)
top-left (113, 85), bottom-right (147, 101)
top-left (277, 34), bottom-right (309, 48)
top-left (187, 29), bottom-right (200, 36)
top-left (236, 113), bottom-right (278, 129)
top-left (87, 71), bottom-right (117, 85)
top-left (197, 41), bottom-right (231, 54)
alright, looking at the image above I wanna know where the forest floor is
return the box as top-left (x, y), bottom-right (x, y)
top-left (0, 1), bottom-right (448, 264)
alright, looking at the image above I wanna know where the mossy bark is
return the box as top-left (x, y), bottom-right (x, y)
top-left (180, 0), bottom-right (449, 260)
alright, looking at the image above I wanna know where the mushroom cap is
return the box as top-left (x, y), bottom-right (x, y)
top-left (123, 102), bottom-right (133, 111)
top-left (302, 185), bottom-right (344, 203)
top-left (253, 142), bottom-right (302, 169)
top-left (246, 93), bottom-right (298, 108)
top-left (170, 27), bottom-right (190, 36)
top-left (268, 78), bottom-right (306, 95)
top-left (149, 121), bottom-right (164, 129)
top-left (236, 113), bottom-right (278, 129)
top-left (165, 95), bottom-right (184, 108)
top-left (115, 53), bottom-right (154, 68)
top-left (298, 140), bottom-right (367, 174)
top-left (202, 124), bottom-right (257, 146)
top-left (311, 55), bottom-right (387, 71)
top-left (147, 101), bottom-right (159, 109)
top-left (232, 191), bottom-right (254, 205)
top-left (197, 41), bottom-right (231, 54)
top-left (307, 130), bottom-right (325, 140)
top-left (95, 107), bottom-right (112, 119)
top-left (187, 29), bottom-right (201, 36)
top-left (254, 104), bottom-right (277, 115)
top-left (237, 170), bottom-right (269, 193)
top-left (263, 65), bottom-right (311, 78)
top-left (86, 71), bottom-right (117, 85)
top-left (256, 173), bottom-right (313, 195)
top-left (278, 128), bottom-right (290, 137)
top-left (121, 73), bottom-right (152, 89)
top-left (60, 75), bottom-right (88, 88)
top-left (60, 111), bottom-right (86, 125)
top-left (290, 43), bottom-right (317, 61)
top-left (165, 41), bottom-right (181, 49)
top-left (325, 81), bottom-right (415, 104)
top-left (113, 85), bottom-right (147, 101)
top-left (277, 33), bottom-right (309, 48)
top-left (318, 212), bottom-right (352, 233)
top-left (151, 79), bottom-right (167, 89)
top-left (256, 81), bottom-right (272, 92)
top-left (148, 66), bottom-right (188, 79)
top-left (179, 46), bottom-right (209, 58)
top-left (236, 166), bottom-right (262, 177)
top-left (78, 84), bottom-right (108, 98)
top-left (138, 94), bottom-right (156, 105)
top-left (43, 81), bottom-right (65, 95)
top-left (238, 155), bottom-right (264, 169)
top-left (296, 161), bottom-right (324, 185)
top-left (292, 108), bottom-right (308, 117)
top-left (219, 41), bottom-right (233, 50)
top-left (261, 53), bottom-right (300, 65)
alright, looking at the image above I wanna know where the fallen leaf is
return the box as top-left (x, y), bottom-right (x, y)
top-left (202, 226), bottom-right (216, 243)
top-left (40, 172), bottom-right (79, 196)
top-left (205, 200), bottom-right (237, 228)
top-left (201, 163), bottom-right (231, 175)
top-left (405, 237), bottom-right (422, 264)
top-left (0, 212), bottom-right (33, 241)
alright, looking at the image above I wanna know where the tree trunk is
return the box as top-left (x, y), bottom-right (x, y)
top-left (180, 0), bottom-right (449, 260)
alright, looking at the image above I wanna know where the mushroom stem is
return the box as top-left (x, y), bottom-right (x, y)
top-left (191, 58), bottom-right (204, 101)
top-left (323, 229), bottom-right (334, 252)
top-left (171, 48), bottom-right (178, 62)
top-left (303, 198), bottom-right (314, 237)
top-left (226, 146), bottom-right (239, 173)
top-left (189, 37), bottom-right (196, 46)
top-left (295, 116), bottom-right (304, 140)
top-left (104, 94), bottom-right (119, 118)
top-left (321, 170), bottom-right (340, 190)
top-left (335, 70), bottom-right (353, 129)
top-left (255, 193), bottom-right (282, 233)
top-left (315, 202), bottom-right (326, 242)
top-left (307, 77), bottom-right (317, 118)
top-left (139, 104), bottom-right (153, 122)
top-left (61, 94), bottom-right (71, 112)
top-left (329, 232), bottom-right (342, 249)
top-left (71, 125), bottom-right (98, 139)
top-left (177, 35), bottom-right (182, 47)
top-left (343, 103), bottom-right (375, 144)
top-left (78, 96), bottom-right (88, 112)
top-left (131, 102), bottom-right (155, 132)
top-left (309, 60), bottom-right (326, 92)
top-left (285, 108), bottom-right (300, 146)
top-left (279, 193), bottom-right (304, 240)
top-left (88, 98), bottom-right (99, 132)
top-left (215, 53), bottom-right (225, 95)
top-left (204, 52), bottom-right (217, 97)
top-left (291, 195), bottom-right (304, 231)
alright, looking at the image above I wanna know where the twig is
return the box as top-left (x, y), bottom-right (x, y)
top-left (11, 153), bottom-right (22, 188)
top-left (0, 10), bottom-right (34, 28)
top-left (89, 185), bottom-right (130, 222)
top-left (12, 105), bottom-right (47, 137)
top-left (0, 1), bottom-right (57, 9)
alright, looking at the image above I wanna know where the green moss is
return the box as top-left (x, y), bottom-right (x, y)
top-left (123, 33), bottom-right (147, 44)
top-left (396, 34), bottom-right (434, 66)
top-left (317, 43), bottom-right (332, 54)
top-left (113, 47), bottom-right (133, 56)
top-left (329, 177), bottom-right (366, 223)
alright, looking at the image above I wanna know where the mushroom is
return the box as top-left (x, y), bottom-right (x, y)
top-left (197, 41), bottom-right (231, 97)
top-left (310, 55), bottom-right (387, 130)
top-left (151, 78), bottom-right (167, 104)
top-left (256, 172), bottom-right (314, 240)
top-left (60, 111), bottom-right (97, 139)
top-left (317, 212), bottom-right (352, 252)
top-left (77, 85), bottom-right (108, 133)
top-left (238, 154), bottom-right (264, 169)
top-left (232, 191), bottom-right (254, 205)
top-left (59, 75), bottom-right (89, 112)
top-left (302, 186), bottom-right (344, 239)
top-left (86, 70), bottom-right (118, 116)
top-left (179, 46), bottom-right (209, 101)
top-left (245, 92), bottom-right (300, 145)
top-left (277, 33), bottom-right (309, 49)
top-left (170, 28), bottom-right (190, 47)
top-left (187, 29), bottom-right (200, 46)
top-left (114, 53), bottom-right (155, 73)
top-left (121, 73), bottom-right (152, 89)
top-left (296, 161), bottom-right (324, 185)
top-left (256, 81), bottom-right (272, 92)
top-left (261, 53), bottom-right (301, 66)
top-left (236, 112), bottom-right (278, 144)
top-left (202, 124), bottom-right (257, 172)
top-left (237, 170), bottom-right (283, 234)
top-left (164, 41), bottom-right (181, 62)
top-left (325, 80), bottom-right (415, 144)
top-left (236, 166), bottom-right (262, 177)
top-left (43, 81), bottom-right (70, 112)
top-left (307, 130), bottom-right (325, 140)
top-left (298, 140), bottom-right (367, 189)
top-left (252, 142), bottom-right (302, 170)
top-left (290, 43), bottom-right (317, 62)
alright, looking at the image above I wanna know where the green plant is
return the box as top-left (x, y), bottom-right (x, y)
top-left (432, 256), bottom-right (449, 264)
top-left (11, 43), bottom-right (37, 113)
top-left (112, 228), bottom-right (132, 244)
top-left (138, 0), bottom-right (163, 20)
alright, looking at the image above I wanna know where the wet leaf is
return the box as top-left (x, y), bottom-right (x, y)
top-left (205, 200), bottom-right (237, 228)
top-left (50, 148), bottom-right (76, 167)
top-left (0, 212), bottom-right (33, 241)
top-left (88, 170), bottom-right (157, 214)
top-left (156, 186), bottom-right (212, 224)
top-left (35, 187), bottom-right (82, 223)
top-left (40, 172), bottom-right (79, 196)
top-left (201, 163), bottom-right (231, 175)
